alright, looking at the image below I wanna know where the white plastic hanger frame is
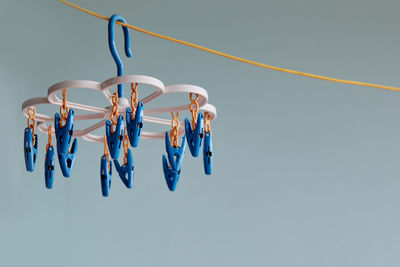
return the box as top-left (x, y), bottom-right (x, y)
top-left (21, 74), bottom-right (217, 143)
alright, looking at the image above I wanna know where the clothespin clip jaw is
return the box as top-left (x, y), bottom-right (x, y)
top-left (44, 145), bottom-right (55, 189)
top-left (162, 155), bottom-right (181, 191)
top-left (54, 109), bottom-right (78, 178)
top-left (203, 112), bottom-right (213, 175)
top-left (24, 107), bottom-right (37, 172)
top-left (24, 127), bottom-right (37, 172)
top-left (114, 148), bottom-right (134, 188)
top-left (203, 132), bottom-right (212, 175)
top-left (185, 113), bottom-right (204, 157)
top-left (44, 125), bottom-right (55, 188)
top-left (100, 155), bottom-right (112, 197)
top-left (54, 110), bottom-right (74, 153)
top-left (126, 102), bottom-right (144, 147)
top-left (105, 115), bottom-right (124, 159)
top-left (58, 138), bottom-right (77, 178)
top-left (165, 131), bottom-right (186, 171)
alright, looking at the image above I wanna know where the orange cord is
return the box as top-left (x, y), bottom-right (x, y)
top-left (204, 112), bottom-right (212, 134)
top-left (170, 112), bottom-right (179, 148)
top-left (59, 0), bottom-right (400, 93)
top-left (123, 130), bottom-right (129, 165)
top-left (46, 125), bottom-right (53, 151)
top-left (27, 107), bottom-right (36, 146)
top-left (130, 83), bottom-right (138, 119)
top-left (110, 92), bottom-right (119, 133)
top-left (59, 89), bottom-right (69, 127)
top-left (189, 93), bottom-right (199, 129)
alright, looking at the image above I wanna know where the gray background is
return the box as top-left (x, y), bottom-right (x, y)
top-left (1, 0), bottom-right (400, 266)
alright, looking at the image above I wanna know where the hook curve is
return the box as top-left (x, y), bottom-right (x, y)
top-left (108, 14), bottom-right (132, 97)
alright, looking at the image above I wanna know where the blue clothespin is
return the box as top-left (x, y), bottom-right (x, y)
top-left (114, 148), bottom-right (134, 188)
top-left (162, 155), bottom-right (181, 191)
top-left (203, 132), bottom-right (213, 175)
top-left (106, 115), bottom-right (124, 159)
top-left (109, 14), bottom-right (132, 98)
top-left (44, 145), bottom-right (55, 189)
top-left (165, 131), bottom-right (186, 171)
top-left (162, 131), bottom-right (186, 191)
top-left (185, 113), bottom-right (204, 157)
top-left (100, 155), bottom-right (112, 197)
top-left (126, 102), bottom-right (144, 147)
top-left (55, 109), bottom-right (78, 177)
top-left (24, 127), bottom-right (37, 172)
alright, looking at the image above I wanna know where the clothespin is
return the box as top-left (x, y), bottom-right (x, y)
top-left (55, 109), bottom-right (78, 177)
top-left (162, 155), bottom-right (180, 191)
top-left (162, 112), bottom-right (186, 191)
top-left (203, 112), bottom-right (213, 175)
top-left (54, 89), bottom-right (78, 178)
top-left (100, 136), bottom-right (112, 197)
top-left (185, 113), bottom-right (204, 157)
top-left (106, 116), bottom-right (124, 159)
top-left (113, 132), bottom-right (134, 188)
top-left (165, 131), bottom-right (186, 171)
top-left (24, 127), bottom-right (37, 172)
top-left (44, 126), bottom-right (55, 189)
top-left (185, 93), bottom-right (204, 157)
top-left (24, 107), bottom-right (38, 172)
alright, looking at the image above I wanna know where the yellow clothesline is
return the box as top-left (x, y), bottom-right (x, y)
top-left (59, 0), bottom-right (400, 92)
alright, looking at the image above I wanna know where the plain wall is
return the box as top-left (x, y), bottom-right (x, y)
top-left (1, 0), bottom-right (400, 266)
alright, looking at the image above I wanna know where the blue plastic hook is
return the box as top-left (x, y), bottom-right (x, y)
top-left (23, 127), bottom-right (38, 172)
top-left (165, 131), bottom-right (186, 171)
top-left (54, 109), bottom-right (78, 177)
top-left (106, 115), bottom-right (125, 159)
top-left (185, 113), bottom-right (204, 157)
top-left (203, 132), bottom-right (213, 175)
top-left (126, 102), bottom-right (143, 147)
top-left (100, 155), bottom-right (112, 197)
top-left (113, 149), bottom-right (134, 188)
top-left (162, 155), bottom-right (181, 191)
top-left (108, 14), bottom-right (132, 97)
top-left (44, 146), bottom-right (55, 189)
